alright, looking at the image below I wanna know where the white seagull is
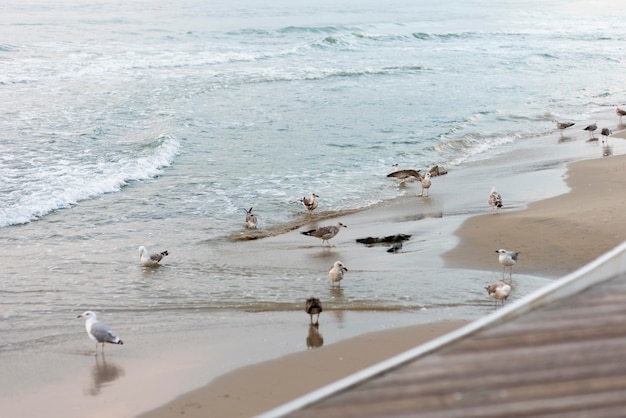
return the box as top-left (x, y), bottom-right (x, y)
top-left (485, 281), bottom-right (512, 307)
top-left (245, 207), bottom-right (258, 229)
top-left (328, 260), bottom-right (348, 287)
top-left (488, 187), bottom-right (503, 214)
top-left (301, 222), bottom-right (347, 246)
top-left (139, 246), bottom-right (169, 267)
top-left (417, 172), bottom-right (432, 197)
top-left (300, 193), bottom-right (319, 213)
top-left (495, 249), bottom-right (520, 279)
top-left (78, 311), bottom-right (124, 354)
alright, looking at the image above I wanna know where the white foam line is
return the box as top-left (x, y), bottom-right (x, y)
top-left (255, 240), bottom-right (626, 418)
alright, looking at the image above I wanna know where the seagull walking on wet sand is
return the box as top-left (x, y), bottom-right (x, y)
top-left (386, 164), bottom-right (421, 184)
top-left (417, 172), bottom-right (432, 197)
top-left (301, 222), bottom-right (347, 246)
top-left (495, 249), bottom-right (520, 279)
top-left (305, 297), bottom-right (323, 325)
top-left (485, 281), bottom-right (512, 307)
top-left (616, 106), bottom-right (626, 124)
top-left (300, 193), bottom-right (319, 213)
top-left (139, 246), bottom-right (169, 267)
top-left (244, 207), bottom-right (258, 229)
top-left (583, 121), bottom-right (597, 139)
top-left (78, 311), bottom-right (124, 355)
top-left (488, 187), bottom-right (503, 214)
top-left (553, 120), bottom-right (575, 137)
top-left (328, 260), bottom-right (348, 287)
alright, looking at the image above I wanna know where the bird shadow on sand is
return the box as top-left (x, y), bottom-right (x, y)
top-left (84, 354), bottom-right (125, 396)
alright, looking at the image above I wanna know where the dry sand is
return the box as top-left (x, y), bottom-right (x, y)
top-left (141, 134), bottom-right (626, 418)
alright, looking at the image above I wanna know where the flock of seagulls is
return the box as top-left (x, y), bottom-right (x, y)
top-left (555, 107), bottom-right (624, 142)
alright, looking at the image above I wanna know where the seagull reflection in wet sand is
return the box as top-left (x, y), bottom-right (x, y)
top-left (306, 323), bottom-right (324, 349)
top-left (86, 355), bottom-right (125, 396)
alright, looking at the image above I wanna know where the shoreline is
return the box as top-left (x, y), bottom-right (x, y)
top-left (140, 135), bottom-right (626, 417)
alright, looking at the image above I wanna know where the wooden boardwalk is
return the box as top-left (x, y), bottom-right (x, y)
top-left (258, 243), bottom-right (626, 418)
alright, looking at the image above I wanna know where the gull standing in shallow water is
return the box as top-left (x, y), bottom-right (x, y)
top-left (583, 121), bottom-right (597, 139)
top-left (495, 249), bottom-right (520, 279)
top-left (616, 106), bottom-right (626, 124)
top-left (417, 172), bottom-right (432, 197)
top-left (244, 207), bottom-right (258, 229)
top-left (488, 187), bottom-right (503, 214)
top-left (553, 120), bottom-right (575, 138)
top-left (305, 297), bottom-right (323, 325)
top-left (78, 311), bottom-right (124, 355)
top-left (485, 281), bottom-right (512, 307)
top-left (139, 246), bottom-right (169, 267)
top-left (301, 222), bottom-right (347, 246)
top-left (386, 164), bottom-right (421, 184)
top-left (328, 261), bottom-right (348, 287)
top-left (300, 193), bottom-right (319, 213)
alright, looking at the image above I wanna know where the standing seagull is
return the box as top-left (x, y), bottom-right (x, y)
top-left (139, 246), bottom-right (169, 267)
top-left (417, 172), bottom-right (432, 197)
top-left (485, 281), bottom-right (512, 307)
top-left (616, 106), bottom-right (626, 124)
top-left (78, 311), bottom-right (124, 355)
top-left (300, 193), bottom-right (319, 213)
top-left (488, 187), bottom-right (503, 214)
top-left (305, 297), bottom-right (323, 325)
top-left (328, 260), bottom-right (348, 287)
top-left (601, 128), bottom-right (612, 140)
top-left (387, 164), bottom-right (421, 184)
top-left (301, 222), bottom-right (347, 246)
top-left (583, 121), bottom-right (597, 139)
top-left (495, 249), bottom-right (520, 279)
top-left (244, 207), bottom-right (258, 229)
top-left (553, 120), bottom-right (575, 138)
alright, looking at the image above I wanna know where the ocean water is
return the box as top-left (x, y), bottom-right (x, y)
top-left (1, 0), bottom-right (626, 355)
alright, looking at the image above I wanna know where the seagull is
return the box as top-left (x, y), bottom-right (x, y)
top-left (553, 120), bottom-right (575, 137)
top-left (305, 297), bottom-right (323, 325)
top-left (301, 222), bottom-right (347, 246)
top-left (495, 249), bottom-right (520, 279)
top-left (328, 260), bottom-right (348, 287)
top-left (387, 242), bottom-right (402, 253)
top-left (616, 106), bottom-right (626, 124)
top-left (485, 281), bottom-right (512, 307)
top-left (139, 246), bottom-right (169, 267)
top-left (601, 128), bottom-right (612, 140)
top-left (488, 187), bottom-right (503, 214)
top-left (244, 207), bottom-right (258, 229)
top-left (386, 164), bottom-right (421, 183)
top-left (77, 311), bottom-right (123, 355)
top-left (300, 193), bottom-right (319, 213)
top-left (417, 172), bottom-right (432, 197)
top-left (583, 121), bottom-right (597, 139)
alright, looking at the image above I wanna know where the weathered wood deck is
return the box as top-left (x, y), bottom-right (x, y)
top-left (258, 242), bottom-right (626, 418)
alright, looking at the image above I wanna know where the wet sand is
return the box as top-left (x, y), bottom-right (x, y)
top-left (141, 134), bottom-right (626, 417)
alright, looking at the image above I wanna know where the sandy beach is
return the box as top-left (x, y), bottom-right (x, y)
top-left (139, 133), bottom-right (626, 418)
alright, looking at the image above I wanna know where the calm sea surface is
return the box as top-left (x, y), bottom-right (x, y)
top-left (1, 0), bottom-right (626, 354)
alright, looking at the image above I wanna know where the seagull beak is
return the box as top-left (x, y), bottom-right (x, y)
top-left (77, 314), bottom-right (82, 318)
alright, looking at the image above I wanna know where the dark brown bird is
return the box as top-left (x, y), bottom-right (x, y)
top-left (305, 297), bottom-right (323, 325)
top-left (601, 127), bottom-right (612, 139)
top-left (386, 164), bottom-right (422, 183)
